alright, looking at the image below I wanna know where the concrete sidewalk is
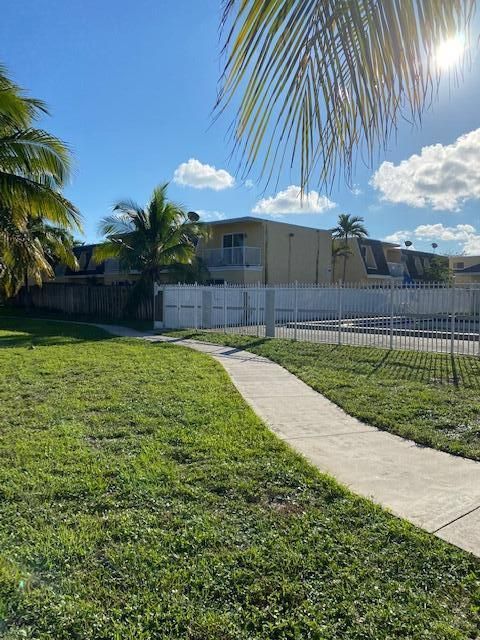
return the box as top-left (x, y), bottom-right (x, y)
top-left (99, 324), bottom-right (480, 557)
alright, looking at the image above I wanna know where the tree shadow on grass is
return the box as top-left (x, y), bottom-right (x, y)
top-left (162, 330), bottom-right (480, 390)
top-left (359, 347), bottom-right (479, 389)
top-left (0, 318), bottom-right (116, 349)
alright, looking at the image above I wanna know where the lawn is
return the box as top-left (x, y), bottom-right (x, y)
top-left (0, 318), bottom-right (478, 639)
top-left (167, 331), bottom-right (480, 461)
top-left (0, 306), bottom-right (153, 333)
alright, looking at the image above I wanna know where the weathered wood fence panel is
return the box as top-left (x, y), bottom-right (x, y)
top-left (11, 283), bottom-right (161, 322)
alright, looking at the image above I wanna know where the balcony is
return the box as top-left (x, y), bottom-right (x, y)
top-left (204, 246), bottom-right (262, 268)
top-left (387, 262), bottom-right (405, 278)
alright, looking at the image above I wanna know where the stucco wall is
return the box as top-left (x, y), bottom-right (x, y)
top-left (449, 255), bottom-right (480, 270)
top-left (332, 239), bottom-right (368, 283)
top-left (453, 274), bottom-right (480, 284)
top-left (199, 221), bottom-right (264, 252)
top-left (264, 221), bottom-right (332, 284)
top-left (448, 255), bottom-right (480, 284)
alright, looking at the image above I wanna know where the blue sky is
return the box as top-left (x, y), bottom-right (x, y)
top-left (2, 1), bottom-right (480, 254)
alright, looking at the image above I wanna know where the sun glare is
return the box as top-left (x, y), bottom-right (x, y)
top-left (435, 36), bottom-right (465, 70)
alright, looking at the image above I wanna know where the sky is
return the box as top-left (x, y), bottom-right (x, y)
top-left (2, 1), bottom-right (480, 255)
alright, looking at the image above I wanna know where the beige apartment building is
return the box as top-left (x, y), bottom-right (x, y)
top-left (449, 256), bottom-right (480, 283)
top-left (197, 217), bottom-right (332, 285)
top-left (54, 217), bottom-right (333, 286)
top-left (333, 237), bottom-right (443, 283)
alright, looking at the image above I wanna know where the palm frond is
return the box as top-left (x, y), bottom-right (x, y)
top-left (98, 213), bottom-right (136, 238)
top-left (0, 64), bottom-right (48, 129)
top-left (0, 65), bottom-right (81, 238)
top-left (217, 0), bottom-right (476, 189)
top-left (94, 184), bottom-right (208, 307)
top-left (0, 171), bottom-right (81, 229)
top-left (0, 128), bottom-right (72, 183)
top-left (0, 215), bottom-right (79, 297)
top-left (92, 241), bottom-right (125, 263)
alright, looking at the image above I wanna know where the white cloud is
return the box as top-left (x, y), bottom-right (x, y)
top-left (463, 236), bottom-right (480, 255)
top-left (173, 158), bottom-right (235, 191)
top-left (371, 128), bottom-right (480, 211)
top-left (252, 185), bottom-right (336, 215)
top-left (350, 185), bottom-right (363, 196)
top-left (384, 223), bottom-right (480, 255)
top-left (244, 179), bottom-right (254, 189)
top-left (383, 230), bottom-right (412, 244)
top-left (196, 210), bottom-right (226, 222)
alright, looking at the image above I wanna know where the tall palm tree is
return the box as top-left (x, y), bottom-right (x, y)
top-left (0, 215), bottom-right (78, 297)
top-left (331, 241), bottom-right (351, 283)
top-left (217, 1), bottom-right (475, 189)
top-left (94, 184), bottom-right (207, 310)
top-left (0, 65), bottom-right (80, 230)
top-left (0, 65), bottom-right (81, 298)
top-left (332, 213), bottom-right (368, 282)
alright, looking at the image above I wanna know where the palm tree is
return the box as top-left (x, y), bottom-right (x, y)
top-left (94, 184), bottom-right (207, 311)
top-left (217, 2), bottom-right (475, 189)
top-left (0, 65), bottom-right (80, 230)
top-left (331, 241), bottom-right (351, 283)
top-left (332, 213), bottom-right (368, 282)
top-left (0, 216), bottom-right (78, 297)
top-left (0, 65), bottom-right (81, 298)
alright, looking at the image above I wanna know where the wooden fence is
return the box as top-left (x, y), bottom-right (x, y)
top-left (12, 283), bottom-right (161, 322)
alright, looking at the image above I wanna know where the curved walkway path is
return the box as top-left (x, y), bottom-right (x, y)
top-left (99, 324), bottom-right (480, 557)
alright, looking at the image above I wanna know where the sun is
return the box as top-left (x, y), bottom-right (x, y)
top-left (435, 36), bottom-right (465, 70)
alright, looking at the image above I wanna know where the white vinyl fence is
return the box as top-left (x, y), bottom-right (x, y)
top-left (154, 282), bottom-right (480, 356)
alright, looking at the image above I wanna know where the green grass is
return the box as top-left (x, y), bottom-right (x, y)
top-left (167, 331), bottom-right (480, 461)
top-left (0, 305), bottom-right (153, 332)
top-left (0, 318), bottom-right (478, 639)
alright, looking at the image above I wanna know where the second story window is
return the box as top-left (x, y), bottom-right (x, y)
top-left (223, 233), bottom-right (245, 266)
top-left (454, 261), bottom-right (465, 270)
top-left (223, 233), bottom-right (245, 248)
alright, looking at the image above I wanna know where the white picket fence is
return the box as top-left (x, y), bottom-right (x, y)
top-left (154, 282), bottom-right (480, 356)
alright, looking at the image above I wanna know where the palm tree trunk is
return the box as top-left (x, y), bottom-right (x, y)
top-left (24, 270), bottom-right (31, 308)
top-left (342, 235), bottom-right (348, 282)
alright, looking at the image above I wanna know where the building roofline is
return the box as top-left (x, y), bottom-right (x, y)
top-left (454, 263), bottom-right (480, 273)
top-left (204, 216), bottom-right (331, 233)
top-left (357, 238), bottom-right (401, 249)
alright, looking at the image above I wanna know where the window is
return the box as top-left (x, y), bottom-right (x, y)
top-left (360, 244), bottom-right (377, 269)
top-left (223, 233), bottom-right (245, 248)
top-left (223, 233), bottom-right (245, 265)
top-left (414, 256), bottom-right (424, 275)
top-left (454, 261), bottom-right (465, 270)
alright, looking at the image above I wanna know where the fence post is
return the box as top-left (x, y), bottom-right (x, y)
top-left (256, 283), bottom-right (260, 337)
top-left (176, 285), bottom-right (181, 328)
top-left (202, 289), bottom-right (213, 329)
top-left (294, 281), bottom-right (298, 341)
top-left (337, 283), bottom-right (342, 345)
top-left (265, 288), bottom-right (276, 337)
top-left (223, 282), bottom-right (227, 333)
top-left (152, 282), bottom-right (156, 327)
top-left (162, 286), bottom-right (167, 328)
top-left (475, 288), bottom-right (480, 357)
top-left (450, 285), bottom-right (456, 356)
top-left (193, 284), bottom-right (198, 330)
top-left (389, 280), bottom-right (394, 350)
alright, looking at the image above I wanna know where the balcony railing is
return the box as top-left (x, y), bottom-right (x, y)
top-left (387, 262), bottom-right (405, 278)
top-left (204, 246), bottom-right (262, 268)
